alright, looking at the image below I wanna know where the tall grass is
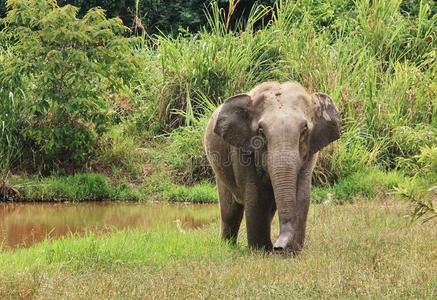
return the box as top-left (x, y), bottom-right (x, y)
top-left (0, 90), bottom-right (22, 179)
top-left (133, 0), bottom-right (436, 185)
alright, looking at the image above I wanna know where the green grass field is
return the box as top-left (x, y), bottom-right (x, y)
top-left (1, 199), bottom-right (436, 299)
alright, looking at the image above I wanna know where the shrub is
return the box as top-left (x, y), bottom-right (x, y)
top-left (392, 125), bottom-right (437, 158)
top-left (312, 168), bottom-right (406, 204)
top-left (0, 0), bottom-right (141, 172)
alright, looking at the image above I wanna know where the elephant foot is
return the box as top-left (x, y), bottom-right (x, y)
top-left (273, 232), bottom-right (302, 255)
top-left (273, 233), bottom-right (292, 251)
top-left (274, 222), bottom-right (295, 251)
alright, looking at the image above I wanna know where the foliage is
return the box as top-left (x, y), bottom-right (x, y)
top-left (0, 0), bottom-right (141, 172)
top-left (0, 0), bottom-right (4, 19)
top-left (3, 1), bottom-right (434, 34)
top-left (145, 5), bottom-right (276, 129)
top-left (12, 172), bottom-right (150, 201)
top-left (161, 117), bottom-right (212, 184)
top-left (394, 176), bottom-right (436, 223)
top-left (393, 146), bottom-right (437, 223)
top-left (311, 168), bottom-right (405, 204)
top-left (331, 169), bottom-right (405, 202)
top-left (111, 180), bottom-right (144, 200)
top-left (50, 1), bottom-right (277, 34)
top-left (392, 125), bottom-right (437, 173)
top-left (56, 0), bottom-right (209, 33)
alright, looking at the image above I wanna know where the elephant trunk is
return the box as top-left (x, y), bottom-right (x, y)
top-left (267, 147), bottom-right (299, 251)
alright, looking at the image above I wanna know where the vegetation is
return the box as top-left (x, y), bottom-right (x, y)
top-left (1, 201), bottom-right (436, 298)
top-left (0, 0), bottom-right (436, 212)
top-left (10, 173), bottom-right (141, 201)
top-left (2, 1), bottom-right (435, 33)
top-left (1, 0), bottom-right (142, 172)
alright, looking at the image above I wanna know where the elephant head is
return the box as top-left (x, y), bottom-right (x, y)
top-left (214, 82), bottom-right (340, 251)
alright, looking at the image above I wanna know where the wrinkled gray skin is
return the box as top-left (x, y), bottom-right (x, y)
top-left (204, 81), bottom-right (340, 253)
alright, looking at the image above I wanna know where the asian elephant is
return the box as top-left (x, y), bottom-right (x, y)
top-left (204, 81), bottom-right (340, 253)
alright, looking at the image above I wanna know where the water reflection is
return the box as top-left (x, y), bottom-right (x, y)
top-left (0, 202), bottom-right (218, 249)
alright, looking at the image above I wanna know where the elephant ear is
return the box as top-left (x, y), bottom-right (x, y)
top-left (214, 94), bottom-right (253, 149)
top-left (309, 92), bottom-right (340, 154)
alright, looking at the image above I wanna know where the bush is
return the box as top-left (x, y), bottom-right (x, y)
top-left (111, 180), bottom-right (144, 200)
top-left (394, 175), bottom-right (437, 223)
top-left (392, 125), bottom-right (437, 157)
top-left (56, 0), bottom-right (210, 34)
top-left (0, 0), bottom-right (141, 172)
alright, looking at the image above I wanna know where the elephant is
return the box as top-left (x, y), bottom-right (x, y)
top-left (204, 81), bottom-right (340, 253)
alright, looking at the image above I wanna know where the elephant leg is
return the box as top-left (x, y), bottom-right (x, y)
top-left (218, 179), bottom-right (244, 244)
top-left (245, 186), bottom-right (275, 251)
top-left (293, 155), bottom-right (316, 252)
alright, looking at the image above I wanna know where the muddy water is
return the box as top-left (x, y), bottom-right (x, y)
top-left (0, 202), bottom-right (218, 250)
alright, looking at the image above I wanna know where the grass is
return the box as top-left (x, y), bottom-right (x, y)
top-left (9, 172), bottom-right (218, 203)
top-left (8, 167), bottom-right (429, 206)
top-left (10, 173), bottom-right (143, 201)
top-left (162, 180), bottom-right (218, 203)
top-left (134, 0), bottom-right (436, 189)
top-left (315, 168), bottom-right (406, 204)
top-left (1, 199), bottom-right (436, 298)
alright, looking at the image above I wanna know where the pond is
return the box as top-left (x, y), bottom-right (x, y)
top-left (0, 202), bottom-right (218, 250)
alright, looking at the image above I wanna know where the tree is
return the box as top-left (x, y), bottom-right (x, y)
top-left (0, 0), bottom-right (141, 172)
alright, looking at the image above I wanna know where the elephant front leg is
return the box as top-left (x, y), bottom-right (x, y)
top-left (244, 185), bottom-right (275, 251)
